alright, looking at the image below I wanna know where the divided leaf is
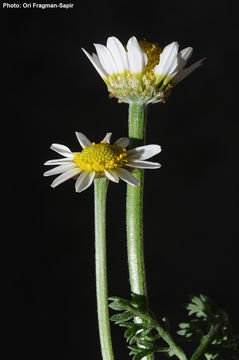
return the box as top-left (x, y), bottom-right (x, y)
top-left (109, 293), bottom-right (168, 360)
top-left (178, 294), bottom-right (239, 359)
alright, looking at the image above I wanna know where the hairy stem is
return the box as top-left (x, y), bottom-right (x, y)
top-left (154, 323), bottom-right (188, 360)
top-left (126, 104), bottom-right (188, 360)
top-left (127, 102), bottom-right (147, 297)
top-left (127, 103), bottom-right (154, 360)
top-left (94, 178), bottom-right (115, 360)
top-left (190, 324), bottom-right (219, 360)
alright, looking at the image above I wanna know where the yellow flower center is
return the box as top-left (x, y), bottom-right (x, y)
top-left (139, 40), bottom-right (162, 71)
top-left (73, 142), bottom-right (128, 173)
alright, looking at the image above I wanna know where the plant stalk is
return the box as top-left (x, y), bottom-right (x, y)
top-left (126, 102), bottom-right (147, 296)
top-left (127, 103), bottom-right (154, 360)
top-left (190, 324), bottom-right (219, 360)
top-left (154, 323), bottom-right (188, 360)
top-left (94, 178), bottom-right (115, 360)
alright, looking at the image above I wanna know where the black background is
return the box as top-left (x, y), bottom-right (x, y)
top-left (4, 1), bottom-right (239, 359)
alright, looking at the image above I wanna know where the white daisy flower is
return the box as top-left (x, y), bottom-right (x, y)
top-left (82, 36), bottom-right (205, 104)
top-left (44, 132), bottom-right (161, 193)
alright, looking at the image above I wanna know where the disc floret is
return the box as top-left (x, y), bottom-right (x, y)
top-left (73, 142), bottom-right (128, 175)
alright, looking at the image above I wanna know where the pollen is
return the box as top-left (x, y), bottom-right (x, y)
top-left (139, 40), bottom-right (162, 72)
top-left (73, 142), bottom-right (128, 173)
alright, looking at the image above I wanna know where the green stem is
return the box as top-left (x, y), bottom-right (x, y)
top-left (94, 178), bottom-right (115, 360)
top-left (190, 324), bottom-right (219, 360)
top-left (127, 103), bottom-right (154, 360)
top-left (125, 103), bottom-right (188, 360)
top-left (126, 104), bottom-right (187, 360)
top-left (127, 102), bottom-right (147, 296)
top-left (154, 323), bottom-right (188, 360)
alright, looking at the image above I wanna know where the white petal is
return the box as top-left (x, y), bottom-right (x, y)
top-left (116, 168), bottom-right (139, 186)
top-left (102, 132), bottom-right (112, 144)
top-left (44, 163), bottom-right (77, 176)
top-left (50, 168), bottom-right (81, 188)
top-left (173, 58), bottom-right (206, 83)
top-left (82, 48), bottom-right (107, 78)
top-left (171, 47), bottom-right (193, 75)
top-left (106, 36), bottom-right (129, 72)
top-left (154, 41), bottom-right (179, 76)
top-left (75, 132), bottom-right (92, 148)
top-left (92, 53), bottom-right (108, 74)
top-left (127, 145), bottom-right (161, 160)
top-left (127, 160), bottom-right (161, 169)
top-left (127, 36), bottom-right (147, 73)
top-left (179, 47), bottom-right (193, 63)
top-left (94, 43), bottom-right (118, 74)
top-left (50, 143), bottom-right (73, 157)
top-left (75, 171), bottom-right (95, 193)
top-left (92, 53), bottom-right (106, 69)
top-left (104, 169), bottom-right (119, 183)
top-left (114, 137), bottom-right (129, 148)
top-left (44, 158), bottom-right (74, 165)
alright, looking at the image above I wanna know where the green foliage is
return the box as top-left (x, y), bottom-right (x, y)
top-left (177, 294), bottom-right (239, 360)
top-left (109, 293), bottom-right (239, 360)
top-left (109, 293), bottom-right (169, 360)
top-left (204, 335), bottom-right (239, 360)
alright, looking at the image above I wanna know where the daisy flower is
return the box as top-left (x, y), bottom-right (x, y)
top-left (44, 132), bottom-right (161, 193)
top-left (82, 36), bottom-right (205, 104)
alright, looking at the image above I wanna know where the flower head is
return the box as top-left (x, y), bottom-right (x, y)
top-left (82, 36), bottom-right (205, 104)
top-left (44, 132), bottom-right (161, 193)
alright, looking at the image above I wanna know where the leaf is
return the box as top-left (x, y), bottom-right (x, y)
top-left (144, 333), bottom-right (161, 342)
top-left (141, 329), bottom-right (157, 340)
top-left (119, 322), bottom-right (144, 329)
top-left (137, 339), bottom-right (154, 349)
top-left (179, 323), bottom-right (190, 329)
top-left (108, 296), bottom-right (125, 301)
top-left (129, 334), bottom-right (139, 345)
top-left (205, 353), bottom-right (218, 360)
top-left (132, 349), bottom-right (154, 360)
top-left (109, 293), bottom-right (172, 360)
top-left (125, 327), bottom-right (143, 345)
top-left (108, 301), bottom-right (128, 311)
top-left (108, 297), bottom-right (130, 311)
top-left (128, 345), bottom-right (142, 353)
top-left (110, 311), bottom-right (133, 324)
top-left (178, 294), bottom-right (239, 360)
top-left (177, 329), bottom-right (188, 336)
